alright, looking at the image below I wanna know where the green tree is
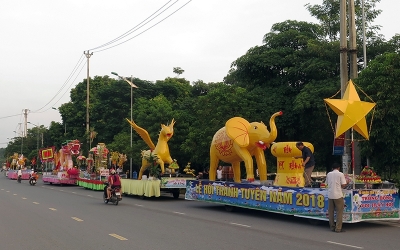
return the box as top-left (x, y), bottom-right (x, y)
top-left (356, 52), bottom-right (400, 180)
top-left (173, 67), bottom-right (184, 77)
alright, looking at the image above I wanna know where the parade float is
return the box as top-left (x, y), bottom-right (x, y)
top-left (41, 140), bottom-right (81, 185)
top-left (121, 118), bottom-right (195, 199)
top-left (6, 153), bottom-right (30, 180)
top-left (185, 80), bottom-right (399, 223)
top-left (76, 143), bottom-right (109, 191)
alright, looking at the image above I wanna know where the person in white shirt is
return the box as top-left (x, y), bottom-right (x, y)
top-left (325, 163), bottom-right (347, 233)
top-left (17, 168), bottom-right (22, 182)
top-left (216, 166), bottom-right (223, 181)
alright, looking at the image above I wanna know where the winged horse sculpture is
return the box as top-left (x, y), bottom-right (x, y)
top-left (126, 118), bottom-right (176, 180)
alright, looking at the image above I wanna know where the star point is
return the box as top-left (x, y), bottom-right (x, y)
top-left (324, 80), bottom-right (375, 140)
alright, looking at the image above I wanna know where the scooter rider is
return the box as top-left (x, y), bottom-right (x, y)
top-left (17, 167), bottom-right (22, 182)
top-left (106, 169), bottom-right (121, 200)
top-left (30, 169), bottom-right (38, 180)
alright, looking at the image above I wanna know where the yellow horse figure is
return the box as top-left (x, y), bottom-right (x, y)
top-left (126, 118), bottom-right (176, 180)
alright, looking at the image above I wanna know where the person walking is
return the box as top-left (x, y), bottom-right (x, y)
top-left (295, 142), bottom-right (315, 187)
top-left (326, 163), bottom-right (347, 233)
top-left (216, 166), bottom-right (223, 181)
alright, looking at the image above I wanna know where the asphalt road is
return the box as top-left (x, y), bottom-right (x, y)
top-left (0, 174), bottom-right (399, 250)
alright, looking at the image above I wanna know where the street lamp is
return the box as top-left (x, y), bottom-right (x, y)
top-left (52, 107), bottom-right (67, 135)
top-left (28, 122), bottom-right (41, 169)
top-left (111, 72), bottom-right (138, 178)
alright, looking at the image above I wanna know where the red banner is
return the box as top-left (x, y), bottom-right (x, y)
top-left (39, 146), bottom-right (56, 162)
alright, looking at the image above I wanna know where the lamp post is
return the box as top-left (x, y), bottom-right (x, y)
top-left (28, 122), bottom-right (40, 168)
top-left (52, 107), bottom-right (67, 135)
top-left (111, 72), bottom-right (138, 178)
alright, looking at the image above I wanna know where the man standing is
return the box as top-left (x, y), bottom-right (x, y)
top-left (216, 166), bottom-right (223, 181)
top-left (295, 142), bottom-right (315, 187)
top-left (326, 163), bottom-right (347, 233)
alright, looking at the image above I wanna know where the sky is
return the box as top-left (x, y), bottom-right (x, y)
top-left (0, 0), bottom-right (398, 147)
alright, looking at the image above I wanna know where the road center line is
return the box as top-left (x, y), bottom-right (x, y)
top-left (230, 222), bottom-right (251, 228)
top-left (22, 197), bottom-right (27, 199)
top-left (87, 195), bottom-right (92, 197)
top-left (327, 241), bottom-right (363, 249)
top-left (33, 202), bottom-right (39, 204)
top-left (6, 191), bottom-right (10, 192)
top-left (49, 208), bottom-right (57, 211)
top-left (13, 194), bottom-right (17, 195)
top-left (109, 234), bottom-right (128, 240)
top-left (173, 211), bottom-right (185, 215)
top-left (135, 204), bottom-right (143, 207)
top-left (72, 192), bottom-right (76, 194)
top-left (1, 189), bottom-right (4, 190)
top-left (71, 217), bottom-right (83, 222)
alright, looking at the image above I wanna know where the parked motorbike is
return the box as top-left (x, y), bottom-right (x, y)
top-left (29, 174), bottom-right (37, 186)
top-left (103, 183), bottom-right (122, 205)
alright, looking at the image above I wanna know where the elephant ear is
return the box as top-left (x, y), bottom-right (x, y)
top-left (225, 117), bottom-right (251, 147)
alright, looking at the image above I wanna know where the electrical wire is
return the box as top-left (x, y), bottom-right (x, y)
top-left (0, 113), bottom-right (23, 120)
top-left (46, 60), bottom-right (87, 111)
top-left (3, 0), bottom-right (192, 130)
top-left (30, 54), bottom-right (85, 113)
top-left (89, 0), bottom-right (176, 51)
top-left (91, 0), bottom-right (192, 53)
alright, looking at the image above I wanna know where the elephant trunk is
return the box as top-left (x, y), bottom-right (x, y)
top-left (268, 111), bottom-right (283, 141)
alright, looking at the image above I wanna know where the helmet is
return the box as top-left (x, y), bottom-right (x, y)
top-left (110, 169), bottom-right (116, 174)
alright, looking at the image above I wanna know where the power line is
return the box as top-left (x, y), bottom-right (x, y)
top-left (31, 58), bottom-right (87, 114)
top-left (91, 0), bottom-right (192, 53)
top-left (7, 1), bottom-right (192, 122)
top-left (30, 54), bottom-right (85, 113)
top-left (89, 0), bottom-right (176, 51)
top-left (0, 113), bottom-right (22, 120)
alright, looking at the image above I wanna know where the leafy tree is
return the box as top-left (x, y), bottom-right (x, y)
top-left (173, 67), bottom-right (184, 77)
top-left (305, 0), bottom-right (382, 42)
top-left (356, 52), bottom-right (400, 179)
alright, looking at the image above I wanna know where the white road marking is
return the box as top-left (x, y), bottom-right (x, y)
top-left (22, 197), bottom-right (27, 199)
top-left (327, 241), bottom-right (363, 249)
top-left (13, 194), bottom-right (17, 195)
top-left (49, 208), bottom-right (57, 211)
top-left (33, 202), bottom-right (39, 204)
top-left (71, 217), bottom-right (83, 222)
top-left (230, 222), bottom-right (251, 228)
top-left (50, 188), bottom-right (54, 190)
top-left (173, 211), bottom-right (185, 215)
top-left (87, 195), bottom-right (92, 197)
top-left (60, 190), bottom-right (64, 191)
top-left (135, 204), bottom-right (143, 207)
top-left (1, 189), bottom-right (4, 190)
top-left (6, 191), bottom-right (10, 192)
top-left (109, 234), bottom-right (128, 240)
top-left (72, 192), bottom-right (76, 194)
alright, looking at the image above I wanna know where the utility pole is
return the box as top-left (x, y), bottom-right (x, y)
top-left (362, 0), bottom-right (367, 68)
top-left (339, 0), bottom-right (349, 174)
top-left (348, 0), bottom-right (361, 174)
top-left (130, 75), bottom-right (133, 178)
top-left (84, 51), bottom-right (93, 138)
top-left (23, 109), bottom-right (29, 137)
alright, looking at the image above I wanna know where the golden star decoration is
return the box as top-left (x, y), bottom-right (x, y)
top-left (324, 80), bottom-right (375, 140)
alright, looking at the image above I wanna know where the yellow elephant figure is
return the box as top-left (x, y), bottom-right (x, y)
top-left (209, 111), bottom-right (282, 183)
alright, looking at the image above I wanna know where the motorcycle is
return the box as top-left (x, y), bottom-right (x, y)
top-left (103, 183), bottom-right (122, 205)
top-left (29, 174), bottom-right (37, 186)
